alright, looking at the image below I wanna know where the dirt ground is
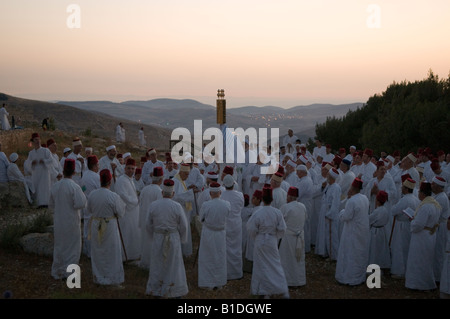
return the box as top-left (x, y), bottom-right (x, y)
top-left (0, 205), bottom-right (443, 304)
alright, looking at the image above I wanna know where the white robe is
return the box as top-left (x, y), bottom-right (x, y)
top-left (296, 175), bottom-right (314, 253)
top-left (7, 162), bottom-right (33, 203)
top-left (138, 184), bottom-right (163, 269)
top-left (338, 170), bottom-right (356, 201)
top-left (405, 198), bottom-right (441, 290)
top-left (271, 186), bottom-right (287, 209)
top-left (279, 201), bottom-right (307, 287)
top-left (198, 198), bottom-right (230, 288)
top-left (247, 205), bottom-right (288, 296)
top-left (25, 147), bottom-right (53, 206)
top-left (368, 205), bottom-right (391, 268)
top-left (141, 160), bottom-right (165, 185)
top-left (145, 198), bottom-right (189, 298)
top-left (115, 174), bottom-right (141, 261)
top-left (87, 188), bottom-right (126, 285)
top-left (80, 169), bottom-right (100, 257)
top-left (440, 227), bottom-right (450, 296)
top-left (49, 152), bottom-right (62, 186)
top-left (98, 155), bottom-right (123, 191)
top-left (221, 189), bottom-right (245, 280)
top-left (49, 178), bottom-right (87, 279)
top-left (433, 192), bottom-right (449, 282)
top-left (138, 129), bottom-right (146, 146)
top-left (335, 192), bottom-right (370, 285)
top-left (0, 107), bottom-right (10, 130)
top-left (172, 174), bottom-right (195, 257)
top-left (0, 151), bottom-right (9, 183)
top-left (67, 152), bottom-right (85, 186)
top-left (390, 193), bottom-right (420, 277)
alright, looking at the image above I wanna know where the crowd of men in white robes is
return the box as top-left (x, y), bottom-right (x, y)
top-left (1, 129), bottom-right (449, 299)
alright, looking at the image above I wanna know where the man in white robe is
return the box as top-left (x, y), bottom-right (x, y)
top-left (114, 158), bottom-right (141, 262)
top-left (247, 186), bottom-right (289, 298)
top-left (440, 217), bottom-right (450, 299)
top-left (358, 148), bottom-right (377, 190)
top-left (390, 177), bottom-right (420, 278)
top-left (145, 179), bottom-right (189, 298)
top-left (138, 127), bottom-right (146, 147)
top-left (138, 167), bottom-right (164, 269)
top-left (80, 155), bottom-right (100, 258)
top-left (6, 152), bottom-right (32, 205)
top-left (0, 142), bottom-right (9, 206)
top-left (133, 168), bottom-right (145, 196)
top-left (431, 176), bottom-right (449, 283)
top-left (338, 159), bottom-right (355, 201)
top-left (49, 159), bottom-right (87, 280)
top-left (270, 172), bottom-right (287, 209)
top-left (172, 163), bottom-right (196, 257)
top-left (282, 129), bottom-right (298, 154)
top-left (59, 147), bottom-right (72, 171)
top-left (335, 178), bottom-right (370, 286)
top-left (67, 137), bottom-right (86, 186)
top-left (320, 168), bottom-right (341, 260)
top-left (142, 148), bottom-right (165, 186)
top-left (368, 191), bottom-right (392, 270)
top-left (0, 103), bottom-right (11, 130)
top-left (46, 138), bottom-right (62, 186)
top-left (221, 174), bottom-right (245, 280)
top-left (295, 164), bottom-right (314, 253)
top-left (88, 169), bottom-right (126, 286)
top-left (279, 186), bottom-right (307, 287)
top-left (25, 133), bottom-right (53, 208)
top-left (198, 182), bottom-right (230, 289)
top-left (98, 145), bottom-right (124, 192)
top-left (405, 182), bottom-right (441, 291)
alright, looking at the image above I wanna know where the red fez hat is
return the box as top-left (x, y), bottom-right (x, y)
top-left (401, 173), bottom-right (412, 183)
top-left (264, 183), bottom-right (271, 188)
top-left (153, 166), bottom-right (164, 177)
top-left (432, 176), bottom-right (446, 187)
top-left (333, 155), bottom-right (342, 165)
top-left (46, 138), bottom-right (55, 147)
top-left (262, 186), bottom-right (273, 200)
top-left (357, 151), bottom-right (364, 157)
top-left (126, 158), bottom-right (136, 166)
top-left (430, 161), bottom-right (440, 171)
top-left (252, 189), bottom-right (263, 200)
top-left (64, 158), bottom-right (76, 172)
top-left (164, 179), bottom-right (175, 187)
top-left (117, 153), bottom-right (123, 159)
top-left (322, 161), bottom-right (330, 168)
top-left (376, 190), bottom-right (388, 204)
top-left (393, 150), bottom-right (400, 157)
top-left (437, 150), bottom-right (445, 157)
top-left (223, 166), bottom-right (234, 175)
top-left (30, 132), bottom-right (40, 141)
top-left (287, 186), bottom-right (299, 197)
top-left (41, 143), bottom-right (47, 148)
top-left (244, 194), bottom-right (250, 206)
top-left (210, 181), bottom-right (221, 188)
top-left (87, 155), bottom-right (98, 166)
top-left (352, 178), bottom-right (363, 189)
top-left (100, 169), bottom-right (112, 184)
top-left (326, 144), bottom-right (331, 148)
top-left (135, 168), bottom-right (142, 175)
top-left (364, 148), bottom-right (373, 157)
top-left (339, 148), bottom-right (346, 153)
top-left (277, 165), bottom-right (285, 175)
top-left (140, 156), bottom-right (147, 163)
top-left (376, 160), bottom-right (385, 168)
top-left (419, 181), bottom-right (432, 193)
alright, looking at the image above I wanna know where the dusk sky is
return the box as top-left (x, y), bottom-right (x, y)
top-left (1, 1), bottom-right (449, 108)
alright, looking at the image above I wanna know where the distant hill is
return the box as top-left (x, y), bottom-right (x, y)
top-left (0, 93), bottom-right (173, 151)
top-left (57, 98), bottom-right (363, 140)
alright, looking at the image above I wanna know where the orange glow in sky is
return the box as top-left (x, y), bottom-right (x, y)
top-left (1, 0), bottom-right (449, 108)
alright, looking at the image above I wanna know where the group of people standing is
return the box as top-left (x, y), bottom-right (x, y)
top-left (1, 128), bottom-right (449, 299)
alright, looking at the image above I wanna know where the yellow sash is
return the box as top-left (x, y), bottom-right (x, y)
top-left (174, 173), bottom-right (192, 212)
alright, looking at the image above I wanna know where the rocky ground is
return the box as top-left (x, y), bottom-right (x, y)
top-left (0, 207), bottom-right (442, 302)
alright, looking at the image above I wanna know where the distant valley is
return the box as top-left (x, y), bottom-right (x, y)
top-left (57, 98), bottom-right (363, 142)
